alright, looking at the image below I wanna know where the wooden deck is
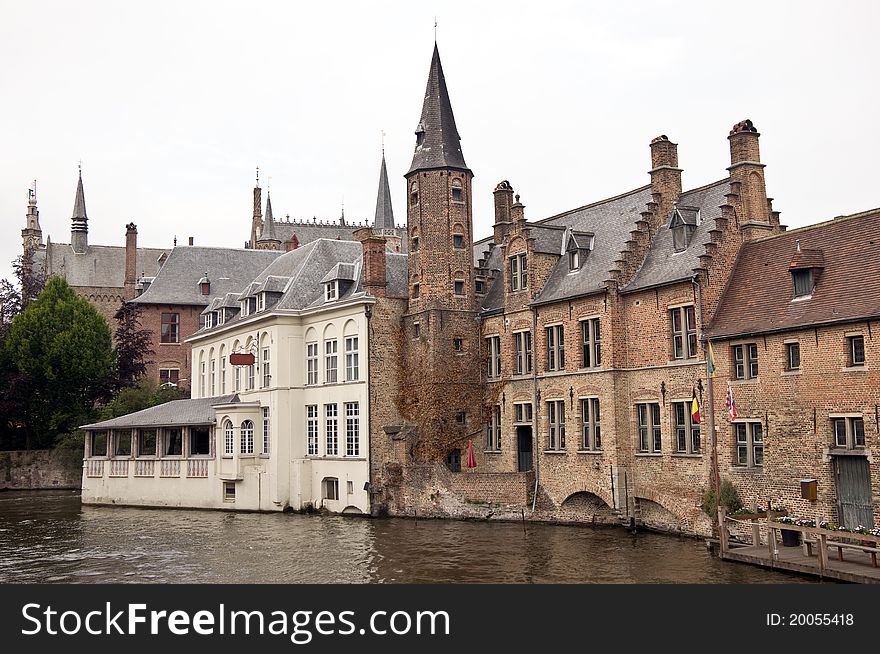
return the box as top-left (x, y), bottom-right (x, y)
top-left (723, 542), bottom-right (880, 583)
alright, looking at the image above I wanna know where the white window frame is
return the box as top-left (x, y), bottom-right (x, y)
top-left (670, 305), bottom-right (698, 360)
top-left (486, 335), bottom-right (501, 379)
top-left (514, 331), bottom-right (532, 375)
top-left (734, 421), bottom-right (763, 467)
top-left (345, 336), bottom-right (359, 382)
top-left (345, 402), bottom-right (360, 457)
top-left (486, 405), bottom-right (502, 451)
top-left (547, 400), bottom-right (566, 451)
top-left (673, 401), bottom-right (701, 454)
top-left (324, 340), bottom-right (338, 384)
top-left (581, 398), bottom-right (601, 451)
top-left (306, 342), bottom-right (319, 385)
top-left (325, 403), bottom-right (338, 456)
top-left (240, 420), bottom-right (254, 456)
top-left (546, 324), bottom-right (565, 372)
top-left (637, 403), bottom-right (662, 453)
top-left (261, 407), bottom-right (270, 455)
top-left (223, 420), bottom-right (234, 456)
top-left (307, 405), bottom-right (319, 456)
top-left (581, 318), bottom-right (601, 368)
top-left (732, 342), bottom-right (759, 380)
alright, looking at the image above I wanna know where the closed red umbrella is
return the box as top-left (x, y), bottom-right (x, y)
top-left (466, 440), bottom-right (477, 469)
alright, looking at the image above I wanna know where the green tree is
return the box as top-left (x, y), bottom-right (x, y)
top-left (5, 277), bottom-right (114, 448)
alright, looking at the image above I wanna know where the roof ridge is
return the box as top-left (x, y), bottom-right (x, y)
top-left (679, 177), bottom-right (730, 196)
top-left (748, 207), bottom-right (880, 243)
top-left (535, 184), bottom-right (652, 225)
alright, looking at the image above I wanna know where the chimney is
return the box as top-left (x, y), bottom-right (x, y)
top-left (285, 234), bottom-right (300, 252)
top-left (188, 236), bottom-right (194, 246)
top-left (510, 194), bottom-right (526, 224)
top-left (124, 222), bottom-right (138, 299)
top-left (493, 181), bottom-right (514, 244)
top-left (354, 227), bottom-right (386, 298)
top-left (198, 272), bottom-right (210, 296)
top-left (649, 135), bottom-right (682, 224)
top-left (728, 119), bottom-right (771, 232)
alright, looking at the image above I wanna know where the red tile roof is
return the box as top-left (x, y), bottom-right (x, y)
top-left (707, 209), bottom-right (880, 339)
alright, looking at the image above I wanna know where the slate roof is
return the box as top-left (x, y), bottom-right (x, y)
top-left (258, 193), bottom-right (280, 243)
top-left (530, 185), bottom-right (654, 305)
top-left (383, 252), bottom-right (409, 299)
top-left (131, 246), bottom-right (281, 306)
top-left (274, 221), bottom-right (356, 245)
top-left (43, 242), bottom-right (169, 289)
top-left (623, 179), bottom-right (729, 293)
top-left (71, 171), bottom-right (88, 231)
top-left (408, 43), bottom-right (469, 174)
top-left (707, 209), bottom-right (880, 340)
top-left (81, 395), bottom-right (239, 430)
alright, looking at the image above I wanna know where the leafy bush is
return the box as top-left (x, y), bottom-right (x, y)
top-left (701, 478), bottom-right (743, 517)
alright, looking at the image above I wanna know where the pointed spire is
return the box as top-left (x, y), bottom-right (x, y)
top-left (374, 152), bottom-right (395, 229)
top-left (407, 43), bottom-right (469, 175)
top-left (70, 167), bottom-right (89, 253)
top-left (260, 193), bottom-right (278, 241)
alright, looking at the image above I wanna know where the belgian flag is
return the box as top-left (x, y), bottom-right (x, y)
top-left (691, 387), bottom-right (701, 424)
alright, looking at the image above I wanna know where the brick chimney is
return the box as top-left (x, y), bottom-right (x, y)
top-left (124, 222), bottom-right (137, 299)
top-left (510, 194), bottom-right (526, 224)
top-left (649, 135), bottom-right (682, 225)
top-left (284, 234), bottom-right (300, 252)
top-left (354, 227), bottom-right (386, 298)
top-left (728, 119), bottom-right (773, 239)
top-left (493, 180), bottom-right (514, 245)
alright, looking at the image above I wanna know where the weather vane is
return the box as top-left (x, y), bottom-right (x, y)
top-left (434, 17), bottom-right (438, 41)
top-left (381, 130), bottom-right (386, 155)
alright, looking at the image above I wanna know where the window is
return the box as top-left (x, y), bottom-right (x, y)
top-left (234, 365), bottom-right (241, 392)
top-left (240, 420), bottom-right (254, 455)
top-left (637, 403), bottom-right (662, 453)
top-left (453, 234), bottom-right (464, 249)
top-left (785, 342), bottom-right (801, 371)
top-left (164, 428), bottom-right (183, 456)
top-left (581, 318), bottom-right (601, 368)
top-left (412, 237), bottom-right (420, 252)
top-left (325, 340), bottom-right (338, 383)
top-left (210, 359), bottom-right (216, 395)
top-left (247, 361), bottom-right (255, 390)
top-left (581, 398), bottom-right (601, 450)
top-left (325, 281), bottom-right (337, 302)
top-left (833, 417), bottom-right (865, 449)
top-left (262, 407), bottom-right (270, 455)
top-left (410, 182), bottom-right (419, 206)
top-left (90, 431), bottom-right (107, 457)
top-left (203, 313), bottom-right (213, 329)
top-left (114, 430), bottom-right (131, 457)
top-left (257, 293), bottom-right (265, 311)
top-left (412, 283), bottom-right (420, 299)
top-left (191, 427), bottom-right (210, 456)
top-left (670, 306), bottom-right (697, 359)
top-left (223, 482), bottom-right (236, 501)
top-left (325, 404), bottom-right (338, 456)
top-left (223, 420), bottom-right (234, 456)
top-left (475, 279), bottom-right (486, 294)
top-left (220, 356), bottom-right (227, 393)
top-left (734, 422), bottom-right (763, 467)
top-left (792, 269), bottom-right (813, 298)
top-left (514, 403), bottom-right (533, 424)
top-left (848, 335), bottom-right (865, 367)
top-left (262, 347), bottom-right (270, 387)
top-left (454, 279), bottom-right (465, 296)
top-left (732, 343), bottom-right (759, 380)
top-left (453, 337), bottom-right (463, 352)
top-left (569, 250), bottom-right (580, 271)
top-left (546, 325), bottom-right (565, 371)
top-left (199, 359), bottom-right (206, 396)
top-left (486, 336), bottom-right (501, 379)
top-left (547, 400), bottom-right (566, 450)
top-left (673, 402), bottom-right (701, 454)
top-left (456, 411), bottom-right (466, 426)
top-left (451, 179), bottom-right (463, 203)
top-left (345, 336), bottom-right (359, 381)
top-left (347, 481), bottom-right (354, 495)
top-left (160, 312), bottom-right (180, 343)
top-left (159, 368), bottom-right (179, 387)
top-left (345, 402), bottom-right (359, 456)
top-left (138, 429), bottom-right (157, 457)
top-left (323, 477), bottom-right (339, 501)
top-left (514, 331), bottom-right (532, 375)
top-left (486, 405), bottom-right (502, 451)
top-left (413, 322), bottom-right (420, 338)
top-left (307, 405), bottom-right (319, 456)
top-left (306, 342), bottom-right (319, 385)
top-left (510, 253), bottom-right (527, 291)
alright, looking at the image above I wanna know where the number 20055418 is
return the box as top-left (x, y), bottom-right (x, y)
top-left (766, 613), bottom-right (854, 627)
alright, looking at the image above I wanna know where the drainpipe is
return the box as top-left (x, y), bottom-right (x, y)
top-left (531, 303), bottom-right (540, 512)
top-left (364, 302), bottom-right (373, 513)
top-left (694, 274), bottom-right (721, 532)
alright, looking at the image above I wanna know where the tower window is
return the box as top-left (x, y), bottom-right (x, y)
top-left (412, 283), bottom-right (420, 299)
top-left (412, 237), bottom-right (420, 252)
top-left (454, 280), bottom-right (465, 296)
top-left (453, 234), bottom-right (464, 249)
top-left (410, 182), bottom-right (419, 206)
top-left (452, 179), bottom-right (463, 203)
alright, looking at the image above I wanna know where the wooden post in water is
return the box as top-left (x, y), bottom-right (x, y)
top-left (718, 508), bottom-right (728, 555)
top-left (751, 519), bottom-right (761, 547)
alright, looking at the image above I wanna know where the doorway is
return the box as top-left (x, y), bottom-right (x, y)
top-left (834, 455), bottom-right (873, 528)
top-left (517, 426), bottom-right (533, 472)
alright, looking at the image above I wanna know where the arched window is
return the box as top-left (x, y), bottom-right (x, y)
top-left (451, 178), bottom-right (463, 203)
top-left (223, 420), bottom-right (234, 456)
top-left (219, 345), bottom-right (227, 394)
top-left (198, 351), bottom-right (205, 397)
top-left (209, 347), bottom-right (215, 396)
top-left (410, 181), bottom-right (419, 206)
top-left (240, 420), bottom-right (254, 455)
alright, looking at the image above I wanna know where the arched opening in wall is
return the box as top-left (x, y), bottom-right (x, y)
top-left (560, 491), bottom-right (614, 523)
top-left (636, 498), bottom-right (682, 532)
top-left (341, 505), bottom-right (363, 515)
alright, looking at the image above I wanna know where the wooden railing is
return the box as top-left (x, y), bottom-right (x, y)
top-left (160, 460), bottom-right (181, 478)
top-left (109, 460), bottom-right (129, 477)
top-left (134, 460), bottom-right (155, 477)
top-left (768, 520), bottom-right (880, 572)
top-left (85, 460), bottom-right (104, 478)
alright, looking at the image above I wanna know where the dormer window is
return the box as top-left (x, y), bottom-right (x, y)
top-left (204, 313), bottom-right (213, 329)
top-left (569, 249), bottom-right (580, 271)
top-left (792, 269), bottom-right (813, 298)
top-left (566, 232), bottom-right (592, 271)
top-left (241, 297), bottom-right (256, 316)
top-left (669, 207), bottom-right (697, 252)
top-left (257, 293), bottom-right (265, 311)
top-left (325, 281), bottom-right (338, 302)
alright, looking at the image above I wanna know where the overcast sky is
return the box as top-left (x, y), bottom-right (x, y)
top-left (1, 1), bottom-right (877, 283)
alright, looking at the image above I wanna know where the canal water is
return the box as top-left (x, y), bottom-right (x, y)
top-left (0, 490), bottom-right (809, 583)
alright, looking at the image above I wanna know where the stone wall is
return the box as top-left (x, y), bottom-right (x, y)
top-left (0, 449), bottom-right (82, 490)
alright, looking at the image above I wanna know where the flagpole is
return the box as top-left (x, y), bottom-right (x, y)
top-left (694, 276), bottom-right (721, 534)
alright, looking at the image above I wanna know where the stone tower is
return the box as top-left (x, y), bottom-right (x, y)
top-left (71, 168), bottom-right (89, 254)
top-left (402, 44), bottom-right (482, 464)
top-left (255, 193), bottom-right (282, 251)
top-left (250, 169), bottom-right (262, 248)
top-left (21, 182), bottom-right (43, 251)
top-left (373, 151), bottom-right (401, 251)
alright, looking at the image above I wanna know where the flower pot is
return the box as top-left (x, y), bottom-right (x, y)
top-left (780, 529), bottom-right (800, 547)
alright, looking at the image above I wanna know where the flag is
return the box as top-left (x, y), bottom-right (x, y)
top-left (465, 440), bottom-right (477, 469)
top-left (725, 381), bottom-right (738, 421)
top-left (707, 341), bottom-right (716, 378)
top-left (691, 387), bottom-right (701, 424)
